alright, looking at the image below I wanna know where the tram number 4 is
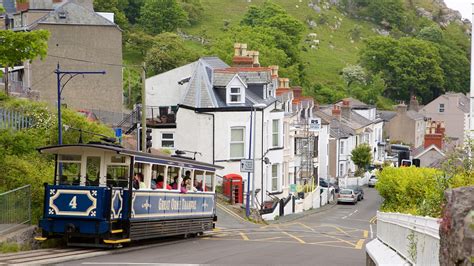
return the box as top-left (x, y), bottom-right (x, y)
top-left (69, 196), bottom-right (78, 209)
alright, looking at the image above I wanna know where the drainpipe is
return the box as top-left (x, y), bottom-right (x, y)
top-left (261, 107), bottom-right (265, 207)
top-left (196, 110), bottom-right (215, 164)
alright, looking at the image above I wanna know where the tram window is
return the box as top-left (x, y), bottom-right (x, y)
top-left (57, 155), bottom-right (82, 185)
top-left (106, 165), bottom-right (129, 188)
top-left (194, 170), bottom-right (204, 192)
top-left (133, 163), bottom-right (147, 189)
top-left (106, 155), bottom-right (129, 188)
top-left (152, 165), bottom-right (166, 189)
top-left (205, 172), bottom-right (215, 192)
top-left (86, 157), bottom-right (101, 186)
top-left (167, 166), bottom-right (180, 190)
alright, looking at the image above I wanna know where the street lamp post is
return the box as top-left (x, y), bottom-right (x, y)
top-left (246, 103), bottom-right (266, 217)
top-left (55, 63), bottom-right (105, 144)
top-left (246, 107), bottom-right (253, 217)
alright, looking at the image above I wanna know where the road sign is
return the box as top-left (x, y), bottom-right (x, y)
top-left (240, 159), bottom-right (254, 173)
top-left (308, 118), bottom-right (321, 131)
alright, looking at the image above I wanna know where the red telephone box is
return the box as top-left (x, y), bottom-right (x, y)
top-left (223, 174), bottom-right (243, 204)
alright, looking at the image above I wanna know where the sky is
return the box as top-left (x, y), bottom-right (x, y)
top-left (444, 0), bottom-right (471, 21)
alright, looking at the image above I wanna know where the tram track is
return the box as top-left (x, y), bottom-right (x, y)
top-left (0, 235), bottom-right (205, 265)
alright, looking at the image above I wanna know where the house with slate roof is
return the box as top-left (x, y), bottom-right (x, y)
top-left (145, 45), bottom-right (286, 209)
top-left (276, 82), bottom-right (330, 198)
top-left (383, 101), bottom-right (426, 148)
top-left (420, 92), bottom-right (470, 145)
top-left (315, 108), bottom-right (356, 179)
top-left (3, 0), bottom-right (123, 122)
top-left (313, 97), bottom-right (386, 182)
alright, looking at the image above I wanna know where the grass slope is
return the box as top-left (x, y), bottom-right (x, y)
top-left (181, 0), bottom-right (380, 87)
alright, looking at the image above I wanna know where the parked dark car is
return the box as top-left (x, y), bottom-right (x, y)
top-left (347, 185), bottom-right (364, 201)
top-left (319, 179), bottom-right (339, 193)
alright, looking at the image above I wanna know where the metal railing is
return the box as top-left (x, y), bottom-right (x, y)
top-left (0, 108), bottom-right (33, 130)
top-left (0, 185), bottom-right (32, 230)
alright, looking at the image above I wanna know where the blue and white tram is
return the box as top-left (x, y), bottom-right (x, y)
top-left (35, 143), bottom-right (223, 247)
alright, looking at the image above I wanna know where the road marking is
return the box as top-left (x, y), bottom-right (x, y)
top-left (330, 225), bottom-right (351, 237)
top-left (370, 224), bottom-right (373, 239)
top-left (282, 231), bottom-right (306, 244)
top-left (355, 239), bottom-right (365, 249)
top-left (369, 215), bottom-right (377, 224)
top-left (239, 232), bottom-right (249, 241)
top-left (363, 230), bottom-right (368, 238)
top-left (216, 203), bottom-right (247, 222)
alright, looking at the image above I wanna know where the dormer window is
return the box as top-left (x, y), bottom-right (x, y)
top-left (225, 74), bottom-right (247, 104)
top-left (230, 87), bottom-right (242, 102)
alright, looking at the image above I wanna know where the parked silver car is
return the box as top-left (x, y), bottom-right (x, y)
top-left (337, 189), bottom-right (358, 204)
top-left (368, 176), bottom-right (378, 187)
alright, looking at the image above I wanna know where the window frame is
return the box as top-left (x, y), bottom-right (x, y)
top-left (272, 119), bottom-right (280, 147)
top-left (229, 127), bottom-right (245, 159)
top-left (439, 103), bottom-right (445, 113)
top-left (271, 164), bottom-right (280, 192)
top-left (161, 132), bottom-right (175, 149)
top-left (228, 87), bottom-right (244, 104)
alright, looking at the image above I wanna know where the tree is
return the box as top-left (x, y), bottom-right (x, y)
top-left (417, 25), bottom-right (443, 43)
top-left (123, 0), bottom-right (144, 24)
top-left (366, 0), bottom-right (406, 30)
top-left (241, 1), bottom-right (304, 45)
top-left (93, 0), bottom-right (129, 29)
top-left (178, 0), bottom-right (203, 26)
top-left (125, 30), bottom-right (156, 56)
top-left (138, 0), bottom-right (187, 35)
top-left (351, 144), bottom-right (372, 174)
top-left (144, 32), bottom-right (198, 76)
top-left (0, 30), bottom-right (50, 94)
top-left (341, 64), bottom-right (366, 90)
top-left (360, 36), bottom-right (444, 103)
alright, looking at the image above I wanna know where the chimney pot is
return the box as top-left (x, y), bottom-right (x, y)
top-left (241, 43), bottom-right (248, 56)
top-left (234, 43), bottom-right (241, 56)
top-left (252, 51), bottom-right (260, 67)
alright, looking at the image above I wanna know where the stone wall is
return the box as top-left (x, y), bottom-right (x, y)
top-left (439, 186), bottom-right (474, 266)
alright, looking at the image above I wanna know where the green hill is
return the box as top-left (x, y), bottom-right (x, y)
top-left (116, 0), bottom-right (470, 106)
top-left (182, 0), bottom-right (377, 87)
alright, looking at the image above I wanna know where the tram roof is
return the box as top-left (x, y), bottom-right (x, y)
top-left (38, 143), bottom-right (224, 170)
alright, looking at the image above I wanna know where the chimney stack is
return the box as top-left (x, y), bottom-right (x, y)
top-left (341, 99), bottom-right (351, 120)
top-left (269, 65), bottom-right (279, 77)
top-left (409, 95), bottom-right (420, 112)
top-left (332, 105), bottom-right (341, 119)
top-left (234, 43), bottom-right (241, 56)
top-left (241, 43), bottom-right (247, 57)
top-left (396, 102), bottom-right (407, 114)
top-left (424, 120), bottom-right (444, 149)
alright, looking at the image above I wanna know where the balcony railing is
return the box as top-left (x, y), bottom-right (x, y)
top-left (146, 105), bottom-right (177, 126)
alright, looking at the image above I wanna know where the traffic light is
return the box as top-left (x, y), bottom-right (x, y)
top-left (146, 128), bottom-right (152, 151)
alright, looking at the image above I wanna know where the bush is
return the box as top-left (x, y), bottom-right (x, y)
top-left (0, 94), bottom-right (114, 223)
top-left (376, 167), bottom-right (474, 217)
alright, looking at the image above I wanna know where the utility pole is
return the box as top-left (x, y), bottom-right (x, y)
top-left (141, 62), bottom-right (147, 152)
top-left (55, 63), bottom-right (105, 144)
top-left (469, 3), bottom-right (474, 145)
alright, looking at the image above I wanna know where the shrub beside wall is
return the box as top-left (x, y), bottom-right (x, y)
top-left (376, 167), bottom-right (473, 218)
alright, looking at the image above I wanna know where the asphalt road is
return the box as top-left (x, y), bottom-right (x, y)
top-left (63, 187), bottom-right (381, 266)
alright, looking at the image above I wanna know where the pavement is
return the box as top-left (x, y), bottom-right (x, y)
top-left (57, 187), bottom-right (381, 265)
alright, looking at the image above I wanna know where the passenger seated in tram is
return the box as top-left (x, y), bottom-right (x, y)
top-left (156, 175), bottom-right (172, 190)
top-left (194, 179), bottom-right (203, 191)
top-left (185, 178), bottom-right (197, 192)
top-left (133, 173), bottom-right (145, 189)
top-left (170, 176), bottom-right (179, 189)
